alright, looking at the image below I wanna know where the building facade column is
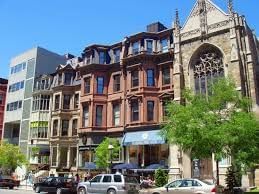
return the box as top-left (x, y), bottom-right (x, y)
top-left (168, 144), bottom-right (181, 181)
top-left (67, 146), bottom-right (71, 168)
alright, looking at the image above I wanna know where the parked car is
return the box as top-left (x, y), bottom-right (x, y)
top-left (0, 175), bottom-right (20, 189)
top-left (77, 173), bottom-right (140, 194)
top-left (33, 177), bottom-right (77, 194)
top-left (141, 178), bottom-right (222, 194)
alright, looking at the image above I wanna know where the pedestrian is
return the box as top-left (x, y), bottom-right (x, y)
top-left (74, 173), bottom-right (80, 183)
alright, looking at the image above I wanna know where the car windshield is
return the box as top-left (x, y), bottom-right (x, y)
top-left (124, 176), bottom-right (138, 184)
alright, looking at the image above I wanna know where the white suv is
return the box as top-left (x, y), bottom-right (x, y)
top-left (77, 174), bottom-right (140, 194)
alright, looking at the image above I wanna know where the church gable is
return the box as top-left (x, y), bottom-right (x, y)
top-left (182, 0), bottom-right (229, 33)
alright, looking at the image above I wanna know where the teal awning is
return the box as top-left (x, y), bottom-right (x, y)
top-left (122, 130), bottom-right (165, 146)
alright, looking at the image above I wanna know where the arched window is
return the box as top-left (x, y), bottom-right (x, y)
top-left (192, 46), bottom-right (224, 95)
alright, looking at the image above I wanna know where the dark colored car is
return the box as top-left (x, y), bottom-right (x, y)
top-left (0, 175), bottom-right (20, 189)
top-left (33, 177), bottom-right (77, 194)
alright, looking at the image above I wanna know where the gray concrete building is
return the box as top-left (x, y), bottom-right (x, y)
top-left (3, 47), bottom-right (66, 163)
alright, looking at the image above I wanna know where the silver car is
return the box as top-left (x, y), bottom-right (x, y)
top-left (77, 174), bottom-right (140, 194)
top-left (142, 178), bottom-right (220, 194)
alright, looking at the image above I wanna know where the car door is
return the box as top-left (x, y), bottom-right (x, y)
top-left (87, 175), bottom-right (103, 194)
top-left (189, 179), bottom-right (203, 194)
top-left (177, 180), bottom-right (195, 194)
top-left (48, 177), bottom-right (58, 193)
top-left (42, 177), bottom-right (53, 192)
top-left (164, 180), bottom-right (183, 194)
top-left (100, 175), bottom-right (112, 194)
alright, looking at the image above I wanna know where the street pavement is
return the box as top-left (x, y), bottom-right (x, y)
top-left (0, 188), bottom-right (35, 194)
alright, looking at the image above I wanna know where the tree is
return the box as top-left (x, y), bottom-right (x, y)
top-left (0, 141), bottom-right (28, 174)
top-left (95, 138), bottom-right (121, 170)
top-left (162, 78), bottom-right (259, 185)
top-left (155, 168), bottom-right (168, 187)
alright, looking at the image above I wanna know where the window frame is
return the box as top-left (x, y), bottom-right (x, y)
top-left (113, 103), bottom-right (120, 126)
top-left (146, 39), bottom-right (153, 54)
top-left (131, 70), bottom-right (139, 88)
top-left (132, 41), bottom-right (140, 55)
top-left (147, 101), bottom-right (155, 121)
top-left (147, 69), bottom-right (155, 87)
top-left (113, 74), bottom-right (120, 92)
top-left (162, 67), bottom-right (171, 85)
top-left (97, 77), bottom-right (104, 94)
top-left (95, 105), bottom-right (103, 126)
top-left (131, 100), bottom-right (139, 122)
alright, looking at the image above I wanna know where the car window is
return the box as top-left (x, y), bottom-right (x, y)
top-left (114, 175), bottom-right (122, 183)
top-left (91, 175), bottom-right (102, 183)
top-left (46, 177), bottom-right (53, 182)
top-left (168, 180), bottom-right (182, 188)
top-left (179, 180), bottom-right (193, 187)
top-left (103, 176), bottom-right (112, 183)
top-left (192, 180), bottom-right (202, 187)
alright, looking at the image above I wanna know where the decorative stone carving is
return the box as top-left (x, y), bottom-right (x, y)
top-left (193, 50), bottom-right (224, 94)
top-left (208, 20), bottom-right (230, 30)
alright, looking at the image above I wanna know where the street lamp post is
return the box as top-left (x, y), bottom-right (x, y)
top-left (108, 144), bottom-right (114, 173)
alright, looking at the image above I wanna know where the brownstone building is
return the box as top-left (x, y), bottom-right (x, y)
top-left (0, 78), bottom-right (8, 140)
top-left (49, 56), bottom-right (82, 176)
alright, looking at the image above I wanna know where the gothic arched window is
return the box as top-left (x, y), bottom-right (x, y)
top-left (192, 46), bottom-right (224, 95)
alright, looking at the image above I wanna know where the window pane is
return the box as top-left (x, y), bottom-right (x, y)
top-left (161, 39), bottom-right (168, 53)
top-left (113, 75), bottom-right (120, 92)
top-left (147, 69), bottom-right (155, 86)
top-left (55, 95), bottom-right (60, 110)
top-left (64, 73), bottom-right (73, 85)
top-left (85, 78), bottom-right (91, 94)
top-left (131, 70), bottom-right (139, 88)
top-left (97, 77), bottom-right (104, 94)
top-left (132, 42), bottom-right (139, 55)
top-left (63, 95), bottom-right (71, 110)
top-left (96, 105), bottom-right (103, 126)
top-left (113, 104), bottom-right (120, 126)
top-left (83, 106), bottom-right (89, 127)
top-left (131, 101), bottom-right (139, 122)
top-left (74, 94), bottom-right (79, 109)
top-left (147, 101), bottom-right (154, 121)
top-left (114, 49), bottom-right (120, 63)
top-left (162, 67), bottom-right (170, 85)
top-left (72, 119), bottom-right (78, 136)
top-left (61, 120), bottom-right (69, 136)
top-left (99, 51), bottom-right (106, 64)
top-left (114, 175), bottom-right (122, 182)
top-left (53, 120), bottom-right (58, 136)
top-left (102, 176), bottom-right (112, 183)
top-left (147, 40), bottom-right (153, 54)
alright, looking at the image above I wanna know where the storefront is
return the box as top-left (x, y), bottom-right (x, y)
top-left (122, 130), bottom-right (169, 168)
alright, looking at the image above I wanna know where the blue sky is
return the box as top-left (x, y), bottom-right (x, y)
top-left (0, 0), bottom-right (258, 79)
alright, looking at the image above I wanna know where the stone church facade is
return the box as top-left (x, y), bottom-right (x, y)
top-left (171, 0), bottom-right (259, 186)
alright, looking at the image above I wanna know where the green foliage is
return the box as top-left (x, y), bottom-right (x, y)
top-left (0, 141), bottom-right (28, 173)
top-left (162, 78), bottom-right (259, 169)
top-left (155, 168), bottom-right (168, 187)
top-left (95, 138), bottom-right (121, 169)
top-left (31, 147), bottom-right (40, 157)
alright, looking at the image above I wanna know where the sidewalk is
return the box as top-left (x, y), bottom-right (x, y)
top-left (17, 184), bottom-right (33, 191)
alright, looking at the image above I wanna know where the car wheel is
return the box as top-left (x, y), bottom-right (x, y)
top-left (107, 189), bottom-right (116, 194)
top-left (78, 187), bottom-right (87, 194)
top-left (9, 186), bottom-right (14, 189)
top-left (57, 188), bottom-right (63, 194)
top-left (35, 186), bottom-right (41, 193)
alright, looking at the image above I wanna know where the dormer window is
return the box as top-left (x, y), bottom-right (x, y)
top-left (114, 49), bottom-right (120, 63)
top-left (160, 39), bottom-right (168, 53)
top-left (132, 42), bottom-right (139, 55)
top-left (99, 51), bottom-right (106, 64)
top-left (64, 73), bottom-right (73, 85)
top-left (58, 74), bottom-right (62, 85)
